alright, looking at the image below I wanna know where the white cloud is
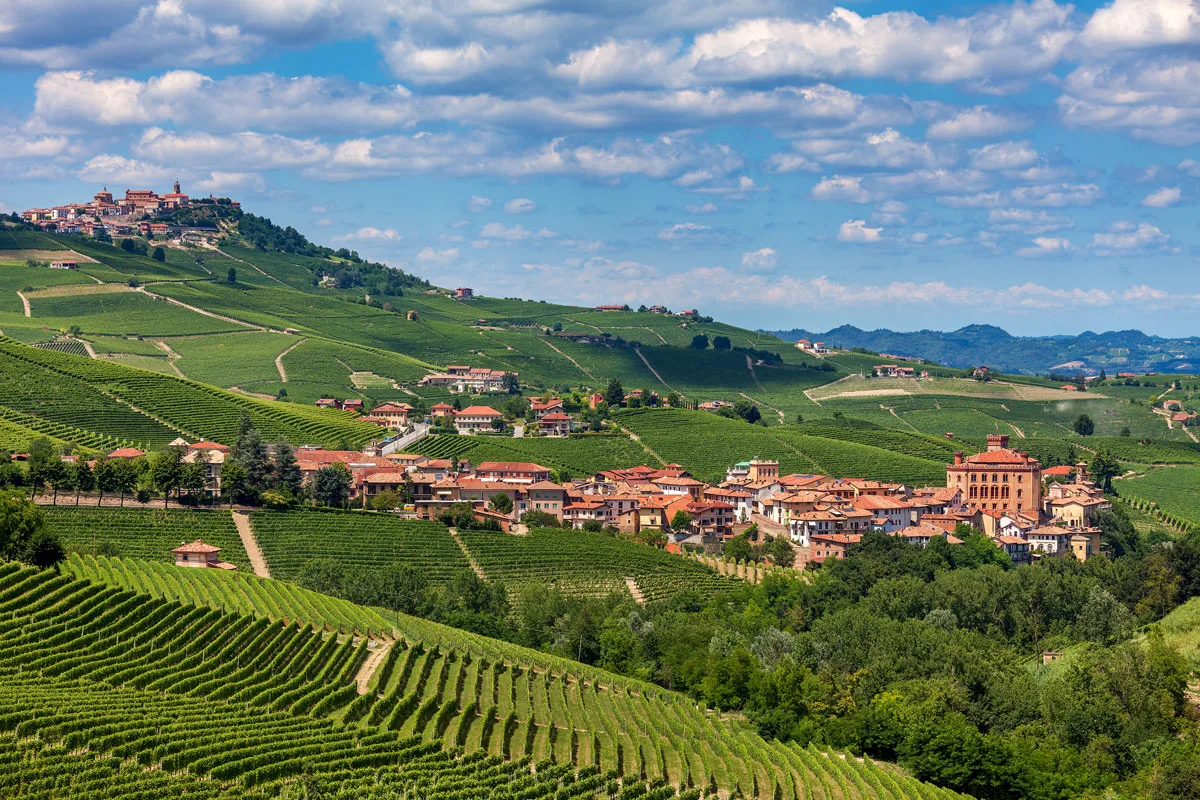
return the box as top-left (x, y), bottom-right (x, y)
top-left (657, 222), bottom-right (710, 240)
top-left (926, 106), bottom-right (1032, 140)
top-left (1016, 236), bottom-right (1073, 257)
top-left (792, 128), bottom-right (952, 171)
top-left (1009, 182), bottom-right (1104, 207)
top-left (837, 219), bottom-right (884, 243)
top-left (504, 197), bottom-right (536, 214)
top-left (334, 227), bottom-right (402, 242)
top-left (1141, 186), bottom-right (1182, 207)
top-left (1079, 0), bottom-right (1200, 51)
top-left (969, 140), bottom-right (1039, 170)
top-left (135, 127), bottom-right (329, 169)
top-left (193, 171), bottom-right (265, 193)
top-left (476, 222), bottom-right (558, 243)
top-left (741, 247), bottom-right (778, 271)
top-left (811, 175), bottom-right (877, 203)
top-left (684, 2), bottom-right (1075, 89)
top-left (468, 196), bottom-right (492, 212)
top-left (1091, 220), bottom-right (1173, 254)
top-left (872, 200), bottom-right (908, 225)
top-left (685, 201), bottom-right (718, 213)
top-left (1057, 57), bottom-right (1200, 145)
top-left (987, 208), bottom-right (1075, 233)
top-left (77, 154), bottom-right (174, 184)
top-left (417, 247), bottom-right (459, 264)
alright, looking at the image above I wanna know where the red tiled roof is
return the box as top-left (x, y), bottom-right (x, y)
top-left (456, 406), bottom-right (502, 416)
top-left (173, 540), bottom-right (221, 554)
top-left (959, 449), bottom-right (1039, 466)
top-left (476, 461), bottom-right (550, 472)
top-left (1043, 465), bottom-right (1073, 476)
top-left (108, 447), bottom-right (145, 459)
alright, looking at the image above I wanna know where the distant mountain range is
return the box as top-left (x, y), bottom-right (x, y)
top-left (766, 325), bottom-right (1200, 375)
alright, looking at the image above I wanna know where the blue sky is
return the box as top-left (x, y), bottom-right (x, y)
top-left (2, 0), bottom-right (1199, 336)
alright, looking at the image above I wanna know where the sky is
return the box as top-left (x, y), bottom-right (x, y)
top-left (1, 0), bottom-right (1199, 336)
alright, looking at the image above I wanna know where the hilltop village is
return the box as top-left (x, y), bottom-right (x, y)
top-left (20, 184), bottom-right (234, 239)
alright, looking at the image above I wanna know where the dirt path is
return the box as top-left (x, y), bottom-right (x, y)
top-left (882, 405), bottom-right (921, 433)
top-left (804, 374), bottom-right (857, 406)
top-left (211, 246), bottom-right (291, 287)
top-left (232, 512), bottom-right (271, 578)
top-left (624, 577), bottom-right (646, 605)
top-left (619, 426), bottom-right (666, 466)
top-left (230, 386), bottom-right (276, 400)
top-left (356, 639), bottom-right (394, 695)
top-left (541, 337), bottom-right (596, 381)
top-left (153, 340), bottom-right (187, 378)
top-left (1007, 421), bottom-right (1026, 438)
top-left (136, 286), bottom-right (268, 331)
top-left (562, 316), bottom-right (603, 333)
top-left (633, 346), bottom-right (678, 393)
top-left (76, 338), bottom-right (97, 358)
top-left (275, 338), bottom-right (306, 382)
top-left (449, 528), bottom-right (487, 580)
top-left (745, 355), bottom-right (766, 392)
top-left (16, 292), bottom-right (30, 317)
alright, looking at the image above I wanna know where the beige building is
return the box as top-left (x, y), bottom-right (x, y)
top-left (172, 540), bottom-right (236, 570)
top-left (947, 435), bottom-right (1042, 515)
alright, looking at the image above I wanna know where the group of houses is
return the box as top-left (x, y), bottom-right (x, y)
top-left (315, 392), bottom-right (580, 437)
top-left (204, 432), bottom-right (1102, 566)
top-left (20, 184), bottom-right (231, 239)
top-left (794, 339), bottom-right (829, 355)
top-left (417, 365), bottom-right (515, 394)
top-left (871, 364), bottom-right (931, 378)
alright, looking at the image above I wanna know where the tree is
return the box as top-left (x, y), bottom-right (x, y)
top-left (220, 459), bottom-right (250, 506)
top-left (604, 378), bottom-right (624, 408)
top-left (370, 489), bottom-right (404, 511)
top-left (227, 267), bottom-right (237, 283)
top-left (724, 534), bottom-right (753, 562)
top-left (670, 510), bottom-right (692, 532)
top-left (22, 530), bottom-right (65, 569)
top-left (232, 417), bottom-right (270, 492)
top-left (713, 335), bottom-right (731, 351)
top-left (92, 456), bottom-right (112, 504)
top-left (0, 490), bottom-right (44, 562)
top-left (25, 437), bottom-right (56, 495)
top-left (272, 440), bottom-right (303, 496)
top-left (71, 460), bottom-right (93, 506)
top-left (489, 492), bottom-right (514, 514)
top-left (690, 334), bottom-right (710, 350)
top-left (150, 448), bottom-right (184, 508)
top-left (180, 462), bottom-right (208, 503)
top-left (732, 398), bottom-right (762, 424)
top-left (110, 458), bottom-right (139, 507)
top-left (152, 246), bottom-right (165, 262)
top-left (766, 535), bottom-right (796, 567)
top-left (43, 458), bottom-right (68, 505)
top-left (314, 463), bottom-right (352, 508)
top-left (1073, 413), bottom-right (1095, 436)
top-left (1078, 587), bottom-right (1133, 644)
top-left (1090, 447), bottom-right (1120, 493)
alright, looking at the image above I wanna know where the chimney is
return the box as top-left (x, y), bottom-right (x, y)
top-left (986, 434), bottom-right (1008, 452)
top-left (954, 451), bottom-right (964, 465)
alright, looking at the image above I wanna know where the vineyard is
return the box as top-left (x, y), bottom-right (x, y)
top-left (412, 433), bottom-right (659, 476)
top-left (250, 511), bottom-right (471, 584)
top-left (0, 336), bottom-right (380, 448)
top-left (44, 507), bottom-right (249, 566)
top-left (458, 528), bottom-right (735, 601)
top-left (0, 558), bottom-right (967, 800)
top-left (1116, 465), bottom-right (1200, 529)
top-left (68, 553), bottom-right (393, 636)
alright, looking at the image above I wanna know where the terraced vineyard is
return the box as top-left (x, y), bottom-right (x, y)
top-left (251, 511), bottom-right (471, 584)
top-left (68, 554), bottom-right (392, 636)
top-left (45, 507), bottom-right (248, 566)
top-left (1117, 465), bottom-right (1200, 528)
top-left (412, 433), bottom-right (658, 476)
top-left (459, 528), bottom-right (735, 601)
top-left (0, 336), bottom-right (379, 448)
top-left (0, 564), bottom-right (366, 715)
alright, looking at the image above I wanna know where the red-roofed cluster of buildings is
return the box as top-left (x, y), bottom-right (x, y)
top-left (418, 365), bottom-right (515, 393)
top-left (21, 183), bottom-right (236, 238)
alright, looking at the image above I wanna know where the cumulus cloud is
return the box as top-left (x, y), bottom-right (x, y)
top-left (504, 197), bottom-right (536, 214)
top-left (467, 196), bottom-right (492, 212)
top-left (77, 154), bottom-right (174, 184)
top-left (1079, 0), bottom-right (1200, 51)
top-left (417, 246), bottom-right (459, 264)
top-left (1057, 57), bottom-right (1200, 145)
top-left (334, 227), bottom-right (402, 242)
top-left (476, 222), bottom-right (558, 244)
top-left (1141, 186), bottom-right (1182, 207)
top-left (1016, 236), bottom-right (1074, 257)
top-left (926, 106), bottom-right (1032, 140)
top-left (837, 219), bottom-right (884, 243)
top-left (791, 128), bottom-right (953, 171)
top-left (811, 175), bottom-right (878, 203)
top-left (685, 201), bottom-right (718, 213)
top-left (987, 208), bottom-right (1075, 233)
top-left (740, 247), bottom-right (778, 271)
top-left (969, 141), bottom-right (1039, 170)
top-left (1090, 220), bottom-right (1174, 254)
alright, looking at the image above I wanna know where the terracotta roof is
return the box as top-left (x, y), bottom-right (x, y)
top-left (958, 449), bottom-right (1039, 466)
top-left (456, 405), bottom-right (502, 416)
top-left (539, 412), bottom-right (572, 422)
top-left (173, 540), bottom-right (221, 554)
top-left (476, 461), bottom-right (550, 472)
top-left (108, 447), bottom-right (145, 459)
top-left (364, 472), bottom-right (410, 483)
top-left (1043, 465), bottom-right (1073, 476)
top-left (373, 402), bottom-right (413, 412)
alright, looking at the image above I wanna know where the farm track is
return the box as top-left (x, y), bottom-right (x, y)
top-left (152, 340), bottom-right (187, 378)
top-left (633, 346), bottom-right (678, 394)
top-left (233, 511), bottom-right (271, 579)
top-left (275, 337), bottom-right (307, 382)
top-left (540, 337), bottom-right (595, 381)
top-left (211, 246), bottom-right (292, 287)
top-left (449, 528), bottom-right (488, 581)
top-left (619, 425), bottom-right (666, 466)
top-left (136, 286), bottom-right (269, 331)
top-left (745, 355), bottom-right (766, 392)
top-left (16, 291), bottom-right (30, 317)
top-left (739, 391), bottom-right (784, 424)
top-left (624, 576), bottom-right (647, 604)
top-left (356, 639), bottom-right (394, 695)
